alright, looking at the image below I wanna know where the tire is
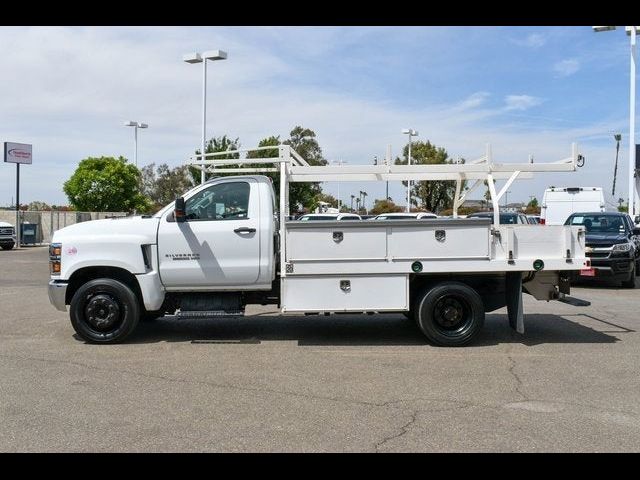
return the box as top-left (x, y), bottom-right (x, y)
top-left (1, 244), bottom-right (14, 250)
top-left (70, 278), bottom-right (140, 344)
top-left (621, 264), bottom-right (636, 288)
top-left (415, 281), bottom-right (485, 347)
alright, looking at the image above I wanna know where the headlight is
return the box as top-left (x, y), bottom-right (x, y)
top-left (49, 243), bottom-right (62, 275)
top-left (612, 243), bottom-right (632, 253)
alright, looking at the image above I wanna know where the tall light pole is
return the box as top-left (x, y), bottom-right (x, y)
top-left (402, 128), bottom-right (419, 212)
top-left (593, 26), bottom-right (639, 217)
top-left (331, 159), bottom-right (347, 210)
top-left (183, 49), bottom-right (228, 184)
top-left (123, 121), bottom-right (148, 167)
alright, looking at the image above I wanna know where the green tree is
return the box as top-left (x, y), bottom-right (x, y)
top-left (283, 126), bottom-right (328, 212)
top-left (245, 128), bottom-right (327, 212)
top-left (189, 127), bottom-right (327, 213)
top-left (370, 198), bottom-right (403, 215)
top-left (524, 197), bottom-right (540, 215)
top-left (140, 163), bottom-right (194, 212)
top-left (394, 140), bottom-right (464, 213)
top-left (190, 135), bottom-right (241, 185)
top-left (27, 201), bottom-right (51, 211)
top-left (63, 156), bottom-right (149, 212)
top-left (311, 192), bottom-right (339, 212)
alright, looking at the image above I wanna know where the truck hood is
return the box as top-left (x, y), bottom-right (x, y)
top-left (0, 221), bottom-right (14, 228)
top-left (585, 232), bottom-right (628, 245)
top-left (53, 216), bottom-right (159, 244)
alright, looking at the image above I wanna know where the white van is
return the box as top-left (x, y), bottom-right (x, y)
top-left (541, 187), bottom-right (605, 225)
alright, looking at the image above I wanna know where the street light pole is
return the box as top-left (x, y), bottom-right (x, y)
top-left (183, 50), bottom-right (228, 184)
top-left (402, 129), bottom-right (419, 212)
top-left (593, 26), bottom-right (639, 217)
top-left (124, 121), bottom-right (148, 167)
top-left (331, 159), bottom-right (347, 210)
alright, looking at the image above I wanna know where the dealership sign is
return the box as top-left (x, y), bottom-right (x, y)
top-left (4, 142), bottom-right (32, 164)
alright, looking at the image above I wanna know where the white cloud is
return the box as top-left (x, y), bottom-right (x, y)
top-left (554, 58), bottom-right (580, 77)
top-left (513, 33), bottom-right (547, 48)
top-left (503, 95), bottom-right (543, 111)
top-left (456, 92), bottom-right (490, 110)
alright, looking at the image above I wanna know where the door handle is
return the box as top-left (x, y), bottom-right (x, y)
top-left (234, 227), bottom-right (256, 234)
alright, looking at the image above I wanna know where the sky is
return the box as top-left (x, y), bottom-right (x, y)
top-left (0, 26), bottom-right (636, 210)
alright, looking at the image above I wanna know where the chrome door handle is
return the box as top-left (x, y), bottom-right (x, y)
top-left (234, 227), bottom-right (256, 234)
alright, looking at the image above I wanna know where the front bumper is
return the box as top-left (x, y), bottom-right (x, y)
top-left (48, 280), bottom-right (68, 312)
top-left (0, 236), bottom-right (16, 246)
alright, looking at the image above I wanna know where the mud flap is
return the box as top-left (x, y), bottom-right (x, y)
top-left (506, 272), bottom-right (524, 334)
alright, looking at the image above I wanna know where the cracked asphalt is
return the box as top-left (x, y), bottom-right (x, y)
top-left (1, 246), bottom-right (639, 452)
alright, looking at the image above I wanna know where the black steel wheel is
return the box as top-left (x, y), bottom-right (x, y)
top-left (70, 278), bottom-right (140, 344)
top-left (415, 281), bottom-right (485, 346)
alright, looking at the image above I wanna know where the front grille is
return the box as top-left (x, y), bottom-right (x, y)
top-left (586, 251), bottom-right (609, 258)
top-left (0, 227), bottom-right (14, 235)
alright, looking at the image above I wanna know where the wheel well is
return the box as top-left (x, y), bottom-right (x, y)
top-left (66, 266), bottom-right (143, 306)
top-left (409, 274), bottom-right (507, 312)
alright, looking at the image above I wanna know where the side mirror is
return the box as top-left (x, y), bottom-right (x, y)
top-left (635, 216), bottom-right (640, 225)
top-left (174, 197), bottom-right (186, 223)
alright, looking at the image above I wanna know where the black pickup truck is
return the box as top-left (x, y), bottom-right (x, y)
top-left (565, 212), bottom-right (640, 288)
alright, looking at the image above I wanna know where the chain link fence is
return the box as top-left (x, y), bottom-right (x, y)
top-left (0, 210), bottom-right (128, 245)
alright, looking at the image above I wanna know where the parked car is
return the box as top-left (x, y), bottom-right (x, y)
top-left (565, 212), bottom-right (640, 288)
top-left (0, 221), bottom-right (16, 250)
top-left (296, 213), bottom-right (362, 221)
top-left (466, 212), bottom-right (530, 225)
top-left (373, 212), bottom-right (437, 220)
top-left (526, 215), bottom-right (542, 225)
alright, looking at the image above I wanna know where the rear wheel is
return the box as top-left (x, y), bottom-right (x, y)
top-left (70, 278), bottom-right (140, 343)
top-left (415, 282), bottom-right (485, 347)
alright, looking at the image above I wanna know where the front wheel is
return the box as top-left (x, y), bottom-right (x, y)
top-left (1, 244), bottom-right (14, 250)
top-left (415, 282), bottom-right (485, 347)
top-left (70, 278), bottom-right (140, 343)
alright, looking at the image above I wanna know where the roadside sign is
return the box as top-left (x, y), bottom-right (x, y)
top-left (4, 142), bottom-right (32, 164)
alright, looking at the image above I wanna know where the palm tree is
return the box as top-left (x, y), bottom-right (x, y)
top-left (361, 191), bottom-right (368, 214)
top-left (613, 133), bottom-right (622, 196)
top-left (355, 197), bottom-right (361, 213)
top-left (350, 194), bottom-right (355, 213)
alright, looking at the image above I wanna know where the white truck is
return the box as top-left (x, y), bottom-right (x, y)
top-left (48, 144), bottom-right (590, 346)
top-left (541, 187), bottom-right (605, 225)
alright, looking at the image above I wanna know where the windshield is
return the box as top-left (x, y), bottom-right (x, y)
top-left (376, 215), bottom-right (413, 220)
top-left (566, 214), bottom-right (626, 233)
top-left (468, 214), bottom-right (518, 224)
top-left (299, 215), bottom-right (338, 221)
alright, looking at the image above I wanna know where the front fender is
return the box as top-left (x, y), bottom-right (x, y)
top-left (56, 236), bottom-right (150, 280)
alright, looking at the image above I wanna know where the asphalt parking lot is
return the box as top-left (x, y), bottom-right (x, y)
top-left (1, 246), bottom-right (639, 452)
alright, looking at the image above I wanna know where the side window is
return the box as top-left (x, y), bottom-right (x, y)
top-left (185, 182), bottom-right (250, 221)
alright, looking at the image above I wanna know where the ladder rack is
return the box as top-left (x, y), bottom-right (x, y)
top-left (186, 142), bottom-right (582, 226)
